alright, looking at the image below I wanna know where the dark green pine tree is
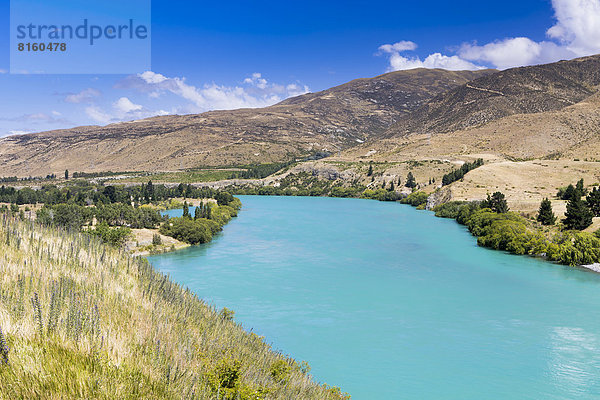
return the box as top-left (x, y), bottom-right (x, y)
top-left (182, 201), bottom-right (190, 219)
top-left (194, 206), bottom-right (200, 220)
top-left (146, 180), bottom-right (154, 201)
top-left (367, 164), bottom-right (373, 177)
top-left (564, 193), bottom-right (593, 230)
top-left (562, 184), bottom-right (576, 200)
top-left (483, 191), bottom-right (509, 213)
top-left (64, 169), bottom-right (69, 180)
top-left (405, 172), bottom-right (416, 189)
top-left (586, 187), bottom-right (600, 217)
top-left (576, 178), bottom-right (586, 197)
top-left (389, 181), bottom-right (395, 192)
top-left (537, 198), bottom-right (556, 225)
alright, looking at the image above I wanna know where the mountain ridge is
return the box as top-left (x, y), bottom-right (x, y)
top-left (0, 68), bottom-right (491, 176)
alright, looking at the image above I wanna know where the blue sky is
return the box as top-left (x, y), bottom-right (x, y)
top-left (1, 0), bottom-right (599, 136)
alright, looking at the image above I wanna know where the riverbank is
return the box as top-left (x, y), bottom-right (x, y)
top-left (0, 214), bottom-right (348, 399)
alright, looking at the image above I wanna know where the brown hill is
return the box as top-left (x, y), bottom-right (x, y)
top-left (0, 69), bottom-right (490, 177)
top-left (386, 55), bottom-right (600, 137)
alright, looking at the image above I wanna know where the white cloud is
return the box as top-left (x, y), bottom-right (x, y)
top-left (85, 106), bottom-right (113, 124)
top-left (379, 43), bottom-right (485, 71)
top-left (85, 102), bottom-right (171, 125)
top-left (244, 72), bottom-right (268, 89)
top-left (380, 0), bottom-right (600, 71)
top-left (547, 0), bottom-right (600, 55)
top-left (459, 0), bottom-right (600, 69)
top-left (113, 97), bottom-right (143, 113)
top-left (0, 69), bottom-right (7, 74)
top-left (378, 41), bottom-right (417, 53)
top-left (64, 88), bottom-right (101, 104)
top-left (80, 72), bottom-right (310, 127)
top-left (119, 71), bottom-right (311, 113)
top-left (8, 130), bottom-right (31, 135)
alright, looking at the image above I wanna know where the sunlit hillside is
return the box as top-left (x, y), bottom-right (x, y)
top-left (0, 215), bottom-right (347, 399)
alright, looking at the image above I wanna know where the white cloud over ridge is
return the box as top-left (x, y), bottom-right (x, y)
top-left (380, 0), bottom-right (600, 71)
top-left (114, 97), bottom-right (143, 113)
top-left (124, 71), bottom-right (310, 112)
top-left (83, 72), bottom-right (309, 125)
top-left (64, 88), bottom-right (101, 104)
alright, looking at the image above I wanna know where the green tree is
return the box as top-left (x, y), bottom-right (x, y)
top-left (405, 172), bottom-right (416, 189)
top-left (64, 169), bottom-right (69, 180)
top-left (389, 181), bottom-right (395, 192)
top-left (103, 186), bottom-right (117, 203)
top-left (537, 198), bottom-right (556, 225)
top-left (564, 193), bottom-right (593, 230)
top-left (182, 201), bottom-right (190, 219)
top-left (483, 192), bottom-right (509, 213)
top-left (214, 191), bottom-right (234, 206)
top-left (367, 164), bottom-right (373, 177)
top-left (576, 178), bottom-right (586, 197)
top-left (586, 187), bottom-right (600, 217)
top-left (145, 180), bottom-right (154, 201)
top-left (562, 184), bottom-right (576, 200)
top-left (194, 206), bottom-right (201, 220)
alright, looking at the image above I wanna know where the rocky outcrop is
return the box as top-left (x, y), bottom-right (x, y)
top-left (426, 186), bottom-right (453, 210)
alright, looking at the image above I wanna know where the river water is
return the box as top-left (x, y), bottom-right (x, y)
top-left (148, 196), bottom-right (600, 399)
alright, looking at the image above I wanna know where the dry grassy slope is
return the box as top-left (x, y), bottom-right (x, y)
top-left (0, 69), bottom-right (491, 177)
top-left (0, 216), bottom-right (347, 399)
top-left (386, 55), bottom-right (600, 137)
top-left (342, 91), bottom-right (600, 163)
top-left (444, 160), bottom-right (600, 215)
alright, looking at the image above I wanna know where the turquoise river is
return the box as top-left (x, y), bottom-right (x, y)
top-left (148, 195), bottom-right (600, 399)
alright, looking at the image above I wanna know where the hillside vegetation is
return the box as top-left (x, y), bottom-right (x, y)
top-left (0, 215), bottom-right (347, 399)
top-left (0, 69), bottom-right (491, 176)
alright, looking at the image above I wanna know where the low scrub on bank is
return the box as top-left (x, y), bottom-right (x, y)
top-left (160, 199), bottom-right (241, 245)
top-left (433, 202), bottom-right (600, 266)
top-left (399, 191), bottom-right (428, 208)
top-left (0, 216), bottom-right (348, 399)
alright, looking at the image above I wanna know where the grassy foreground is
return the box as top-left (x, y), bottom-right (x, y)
top-left (0, 215), bottom-right (347, 399)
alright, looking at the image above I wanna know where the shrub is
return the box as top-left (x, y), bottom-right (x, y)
top-left (270, 360), bottom-right (292, 383)
top-left (360, 189), bottom-right (401, 202)
top-left (400, 191), bottom-right (428, 207)
top-left (159, 217), bottom-right (213, 245)
top-left (219, 307), bottom-right (235, 321)
top-left (433, 201), bottom-right (469, 219)
top-left (213, 358), bottom-right (241, 389)
top-left (90, 222), bottom-right (131, 246)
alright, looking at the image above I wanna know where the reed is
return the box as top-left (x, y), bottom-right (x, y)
top-left (0, 214), bottom-right (348, 399)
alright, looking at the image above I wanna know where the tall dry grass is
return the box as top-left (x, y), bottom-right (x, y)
top-left (0, 214), bottom-right (348, 399)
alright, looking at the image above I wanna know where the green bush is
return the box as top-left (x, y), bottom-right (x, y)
top-left (270, 360), bottom-right (292, 383)
top-left (436, 202), bottom-right (600, 266)
top-left (90, 222), bottom-right (131, 246)
top-left (433, 201), bottom-right (469, 218)
top-left (159, 217), bottom-right (213, 245)
top-left (360, 188), bottom-right (401, 202)
top-left (400, 191), bottom-right (428, 207)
